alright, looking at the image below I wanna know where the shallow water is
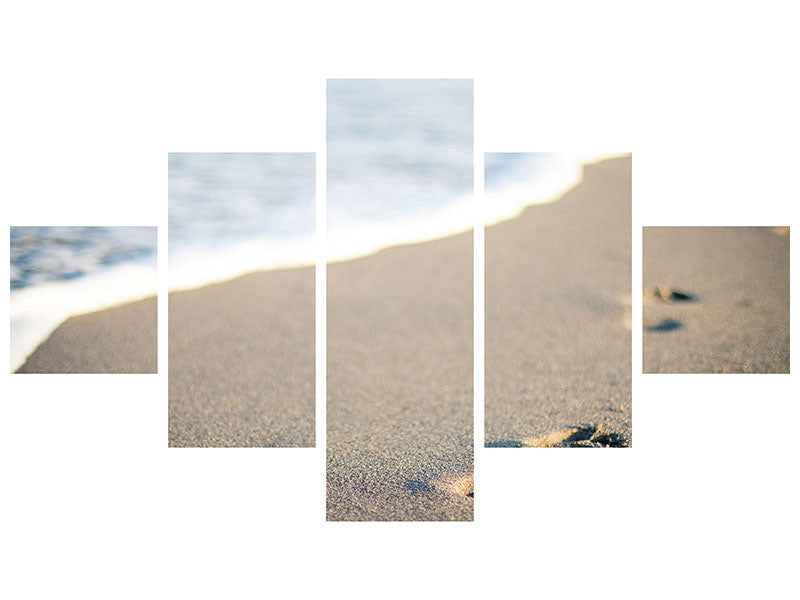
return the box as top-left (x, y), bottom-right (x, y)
top-left (168, 152), bottom-right (315, 290)
top-left (9, 226), bottom-right (157, 371)
top-left (10, 226), bottom-right (156, 291)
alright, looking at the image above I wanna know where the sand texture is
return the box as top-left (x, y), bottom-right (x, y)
top-left (16, 297), bottom-right (157, 374)
top-left (327, 233), bottom-right (474, 521)
top-left (643, 226), bottom-right (789, 373)
top-left (168, 267), bottom-right (315, 447)
top-left (485, 156), bottom-right (632, 447)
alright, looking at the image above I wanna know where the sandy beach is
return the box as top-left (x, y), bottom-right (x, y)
top-left (485, 156), bottom-right (632, 447)
top-left (168, 267), bottom-right (315, 447)
top-left (327, 232), bottom-right (474, 521)
top-left (643, 227), bottom-right (789, 374)
top-left (15, 296), bottom-right (157, 374)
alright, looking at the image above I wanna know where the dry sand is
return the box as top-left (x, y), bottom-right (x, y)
top-left (485, 156), bottom-right (632, 448)
top-left (643, 226), bottom-right (789, 374)
top-left (16, 296), bottom-right (157, 374)
top-left (168, 267), bottom-right (315, 447)
top-left (327, 232), bottom-right (474, 521)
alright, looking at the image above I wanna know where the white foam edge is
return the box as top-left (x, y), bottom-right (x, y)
top-left (10, 261), bottom-right (157, 372)
top-left (484, 152), bottom-right (629, 226)
top-left (10, 152), bottom-right (626, 369)
top-left (169, 154), bottom-right (628, 281)
top-left (328, 152), bottom-right (628, 263)
top-left (168, 235), bottom-right (317, 292)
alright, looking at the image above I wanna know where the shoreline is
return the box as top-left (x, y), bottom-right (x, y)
top-left (15, 296), bottom-right (158, 374)
top-left (10, 261), bottom-right (157, 372)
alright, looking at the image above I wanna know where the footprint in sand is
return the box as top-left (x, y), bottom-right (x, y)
top-left (521, 423), bottom-right (627, 448)
top-left (644, 286), bottom-right (698, 303)
top-left (432, 474), bottom-right (474, 499)
top-left (618, 288), bottom-right (696, 331)
top-left (643, 285), bottom-right (697, 332)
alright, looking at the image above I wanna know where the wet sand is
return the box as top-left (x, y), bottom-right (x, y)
top-left (643, 226), bottom-right (789, 374)
top-left (327, 233), bottom-right (474, 521)
top-left (168, 267), bottom-right (315, 447)
top-left (16, 297), bottom-right (157, 374)
top-left (485, 156), bottom-right (633, 447)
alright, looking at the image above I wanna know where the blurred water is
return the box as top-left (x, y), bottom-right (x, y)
top-left (169, 153), bottom-right (315, 249)
top-left (9, 226), bottom-right (157, 371)
top-left (168, 152), bottom-right (315, 290)
top-left (10, 227), bottom-right (156, 290)
top-left (327, 79), bottom-right (474, 260)
top-left (328, 79), bottom-right (473, 221)
top-left (169, 82), bottom-right (475, 282)
top-left (485, 153), bottom-right (549, 191)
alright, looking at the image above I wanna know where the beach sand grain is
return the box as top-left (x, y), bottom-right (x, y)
top-left (16, 296), bottom-right (157, 374)
top-left (485, 156), bottom-right (633, 447)
top-left (643, 226), bottom-right (789, 374)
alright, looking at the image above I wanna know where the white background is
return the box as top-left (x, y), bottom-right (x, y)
top-left (1, 1), bottom-right (797, 598)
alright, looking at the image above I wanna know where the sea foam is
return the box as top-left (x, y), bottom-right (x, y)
top-left (10, 260), bottom-right (157, 371)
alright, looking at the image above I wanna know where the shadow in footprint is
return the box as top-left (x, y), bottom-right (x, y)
top-left (590, 428), bottom-right (627, 447)
top-left (647, 286), bottom-right (698, 303)
top-left (667, 290), bottom-right (697, 302)
top-left (647, 318), bottom-right (683, 332)
top-left (404, 479), bottom-right (434, 495)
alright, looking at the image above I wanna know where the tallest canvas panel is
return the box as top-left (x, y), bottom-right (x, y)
top-left (326, 79), bottom-right (474, 521)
